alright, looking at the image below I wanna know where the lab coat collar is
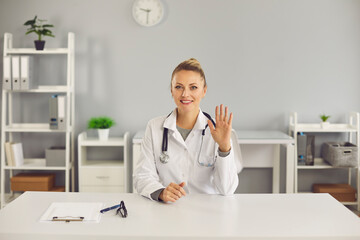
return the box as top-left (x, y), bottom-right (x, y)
top-left (163, 108), bottom-right (209, 131)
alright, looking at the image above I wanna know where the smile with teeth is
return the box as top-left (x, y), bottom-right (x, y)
top-left (180, 100), bottom-right (193, 104)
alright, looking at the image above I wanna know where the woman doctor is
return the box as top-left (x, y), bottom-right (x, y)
top-left (133, 58), bottom-right (239, 203)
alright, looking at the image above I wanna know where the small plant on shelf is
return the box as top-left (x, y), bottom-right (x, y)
top-left (24, 15), bottom-right (55, 50)
top-left (320, 114), bottom-right (330, 122)
top-left (320, 114), bottom-right (331, 128)
top-left (88, 117), bottom-right (115, 141)
top-left (88, 116), bottom-right (115, 129)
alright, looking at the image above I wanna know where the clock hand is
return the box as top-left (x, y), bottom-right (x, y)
top-left (140, 8), bottom-right (148, 12)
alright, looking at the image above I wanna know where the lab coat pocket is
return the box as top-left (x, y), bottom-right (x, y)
top-left (193, 154), bottom-right (215, 184)
top-left (196, 154), bottom-right (216, 168)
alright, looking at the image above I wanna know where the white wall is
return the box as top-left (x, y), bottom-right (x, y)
top-left (1, 0), bottom-right (360, 192)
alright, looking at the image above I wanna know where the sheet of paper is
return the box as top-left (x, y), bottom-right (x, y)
top-left (39, 202), bottom-right (104, 223)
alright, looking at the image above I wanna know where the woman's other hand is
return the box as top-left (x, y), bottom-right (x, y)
top-left (208, 104), bottom-right (233, 152)
top-left (159, 182), bottom-right (186, 202)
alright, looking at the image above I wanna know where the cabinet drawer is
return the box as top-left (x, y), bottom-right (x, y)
top-left (80, 185), bottom-right (124, 193)
top-left (80, 168), bottom-right (124, 186)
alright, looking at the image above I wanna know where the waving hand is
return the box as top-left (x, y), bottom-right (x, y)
top-left (208, 104), bottom-right (233, 152)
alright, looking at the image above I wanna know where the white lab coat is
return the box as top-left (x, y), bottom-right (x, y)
top-left (133, 109), bottom-right (239, 200)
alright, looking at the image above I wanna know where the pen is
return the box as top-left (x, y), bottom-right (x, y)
top-left (100, 204), bottom-right (120, 213)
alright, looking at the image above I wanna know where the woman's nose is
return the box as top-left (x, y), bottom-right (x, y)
top-left (181, 88), bottom-right (189, 97)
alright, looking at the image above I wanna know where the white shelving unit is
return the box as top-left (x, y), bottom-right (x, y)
top-left (78, 132), bottom-right (130, 193)
top-left (1, 32), bottom-right (75, 208)
top-left (289, 112), bottom-right (360, 210)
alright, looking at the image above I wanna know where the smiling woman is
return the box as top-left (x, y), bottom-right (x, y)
top-left (171, 70), bottom-right (207, 129)
top-left (133, 58), bottom-right (240, 203)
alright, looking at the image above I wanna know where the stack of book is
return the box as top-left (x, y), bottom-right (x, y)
top-left (4, 142), bottom-right (24, 167)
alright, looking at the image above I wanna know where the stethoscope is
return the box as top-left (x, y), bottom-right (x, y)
top-left (159, 112), bottom-right (216, 167)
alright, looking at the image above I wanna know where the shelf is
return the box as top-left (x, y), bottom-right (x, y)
top-left (342, 201), bottom-right (358, 206)
top-left (3, 158), bottom-right (68, 170)
top-left (6, 48), bottom-right (69, 54)
top-left (81, 160), bottom-right (125, 168)
top-left (78, 132), bottom-right (129, 193)
top-left (5, 85), bottom-right (70, 93)
top-left (1, 32), bottom-right (75, 208)
top-left (296, 158), bottom-right (356, 169)
top-left (4, 124), bottom-right (71, 132)
top-left (79, 137), bottom-right (125, 146)
top-left (290, 123), bottom-right (357, 133)
top-left (289, 112), bottom-right (360, 212)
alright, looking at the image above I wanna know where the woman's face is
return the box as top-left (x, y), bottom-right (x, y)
top-left (171, 70), bottom-right (207, 114)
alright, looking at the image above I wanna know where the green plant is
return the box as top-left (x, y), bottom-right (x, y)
top-left (88, 117), bottom-right (115, 129)
top-left (24, 15), bottom-right (55, 41)
top-left (320, 114), bottom-right (331, 122)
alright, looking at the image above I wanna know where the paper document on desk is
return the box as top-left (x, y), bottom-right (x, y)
top-left (40, 202), bottom-right (104, 223)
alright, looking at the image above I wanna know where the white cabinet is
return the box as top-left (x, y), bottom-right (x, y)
top-left (289, 112), bottom-right (360, 210)
top-left (0, 32), bottom-right (75, 208)
top-left (78, 132), bottom-right (130, 193)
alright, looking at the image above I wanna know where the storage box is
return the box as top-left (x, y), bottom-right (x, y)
top-left (321, 142), bottom-right (358, 167)
top-left (45, 147), bottom-right (65, 167)
top-left (10, 173), bottom-right (55, 191)
top-left (313, 183), bottom-right (356, 202)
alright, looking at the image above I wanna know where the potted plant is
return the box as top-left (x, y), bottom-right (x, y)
top-left (320, 114), bottom-right (331, 128)
top-left (24, 15), bottom-right (55, 50)
top-left (88, 116), bottom-right (115, 141)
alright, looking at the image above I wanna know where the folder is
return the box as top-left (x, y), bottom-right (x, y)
top-left (297, 133), bottom-right (307, 165)
top-left (3, 56), bottom-right (12, 90)
top-left (4, 142), bottom-right (14, 166)
top-left (49, 95), bottom-right (58, 129)
top-left (10, 142), bottom-right (24, 167)
top-left (49, 95), bottom-right (66, 130)
top-left (11, 56), bottom-right (20, 90)
top-left (20, 56), bottom-right (32, 90)
top-left (57, 95), bottom-right (66, 130)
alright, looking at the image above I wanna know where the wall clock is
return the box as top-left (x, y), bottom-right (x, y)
top-left (132, 0), bottom-right (164, 27)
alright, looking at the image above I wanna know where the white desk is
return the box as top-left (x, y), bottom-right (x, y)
top-left (132, 130), bottom-right (295, 193)
top-left (0, 192), bottom-right (360, 240)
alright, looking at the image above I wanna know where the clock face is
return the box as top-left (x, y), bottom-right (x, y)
top-left (132, 0), bottom-right (164, 27)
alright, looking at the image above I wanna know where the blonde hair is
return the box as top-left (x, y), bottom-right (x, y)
top-left (171, 58), bottom-right (207, 87)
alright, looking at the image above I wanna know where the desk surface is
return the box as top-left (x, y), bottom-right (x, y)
top-left (0, 192), bottom-right (359, 240)
top-left (133, 130), bottom-right (294, 144)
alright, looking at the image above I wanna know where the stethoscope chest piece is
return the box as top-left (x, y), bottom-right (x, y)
top-left (159, 151), bottom-right (169, 164)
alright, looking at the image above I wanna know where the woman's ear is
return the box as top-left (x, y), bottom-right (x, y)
top-left (203, 85), bottom-right (207, 97)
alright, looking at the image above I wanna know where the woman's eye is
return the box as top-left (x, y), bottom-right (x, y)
top-left (175, 86), bottom-right (182, 89)
top-left (191, 86), bottom-right (198, 90)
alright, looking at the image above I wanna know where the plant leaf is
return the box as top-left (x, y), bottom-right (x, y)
top-left (42, 24), bottom-right (54, 28)
top-left (25, 30), bottom-right (36, 35)
top-left (24, 20), bottom-right (35, 26)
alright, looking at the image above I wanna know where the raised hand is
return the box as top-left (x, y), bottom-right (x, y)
top-left (208, 104), bottom-right (233, 152)
top-left (159, 182), bottom-right (186, 203)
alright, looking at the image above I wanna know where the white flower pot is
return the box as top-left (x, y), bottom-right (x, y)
top-left (320, 122), bottom-right (330, 129)
top-left (98, 129), bottom-right (109, 141)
